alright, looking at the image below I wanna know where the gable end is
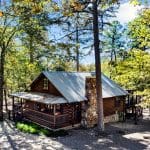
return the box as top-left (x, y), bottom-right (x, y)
top-left (30, 73), bottom-right (62, 96)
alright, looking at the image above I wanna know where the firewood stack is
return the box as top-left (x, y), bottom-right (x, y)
top-left (81, 77), bottom-right (98, 128)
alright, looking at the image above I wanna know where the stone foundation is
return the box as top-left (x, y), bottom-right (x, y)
top-left (104, 113), bottom-right (119, 123)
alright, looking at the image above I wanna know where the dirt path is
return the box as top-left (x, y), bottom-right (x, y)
top-left (0, 109), bottom-right (149, 150)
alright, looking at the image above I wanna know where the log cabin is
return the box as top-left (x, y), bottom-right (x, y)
top-left (10, 71), bottom-right (128, 129)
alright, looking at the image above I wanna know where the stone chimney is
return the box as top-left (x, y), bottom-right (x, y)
top-left (81, 77), bottom-right (98, 128)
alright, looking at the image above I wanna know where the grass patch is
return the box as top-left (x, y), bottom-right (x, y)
top-left (16, 121), bottom-right (68, 137)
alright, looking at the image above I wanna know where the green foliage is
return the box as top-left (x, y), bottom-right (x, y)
top-left (16, 121), bottom-right (68, 137)
top-left (0, 0), bottom-right (68, 93)
top-left (128, 8), bottom-right (150, 50)
top-left (103, 21), bottom-right (126, 61)
top-left (107, 49), bottom-right (150, 108)
top-left (136, 89), bottom-right (150, 108)
top-left (130, 0), bottom-right (141, 5)
top-left (12, 0), bottom-right (53, 14)
top-left (16, 122), bottom-right (38, 134)
top-left (0, 0), bottom-right (149, 92)
top-left (5, 49), bottom-right (41, 92)
top-left (101, 60), bottom-right (111, 77)
top-left (79, 64), bottom-right (95, 72)
top-left (112, 49), bottom-right (150, 91)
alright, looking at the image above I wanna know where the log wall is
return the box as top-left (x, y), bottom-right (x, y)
top-left (103, 97), bottom-right (124, 116)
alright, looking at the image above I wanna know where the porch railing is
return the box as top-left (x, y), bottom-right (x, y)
top-left (22, 108), bottom-right (70, 129)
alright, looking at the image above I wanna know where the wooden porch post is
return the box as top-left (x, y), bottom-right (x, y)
top-left (21, 98), bottom-right (23, 118)
top-left (123, 98), bottom-right (126, 122)
top-left (134, 106), bottom-right (137, 125)
top-left (53, 105), bottom-right (56, 128)
top-left (12, 96), bottom-right (15, 121)
top-left (72, 104), bottom-right (75, 127)
top-left (20, 98), bottom-right (22, 106)
top-left (135, 95), bottom-right (138, 104)
top-left (128, 94), bottom-right (130, 106)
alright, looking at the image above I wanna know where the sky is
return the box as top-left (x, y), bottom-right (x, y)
top-left (81, 1), bottom-right (145, 64)
top-left (116, 1), bottom-right (144, 24)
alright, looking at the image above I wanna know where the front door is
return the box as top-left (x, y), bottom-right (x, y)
top-left (74, 103), bottom-right (81, 123)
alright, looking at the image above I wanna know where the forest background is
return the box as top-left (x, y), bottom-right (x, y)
top-left (0, 0), bottom-right (150, 120)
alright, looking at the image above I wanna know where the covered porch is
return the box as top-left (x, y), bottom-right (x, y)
top-left (9, 92), bottom-right (82, 129)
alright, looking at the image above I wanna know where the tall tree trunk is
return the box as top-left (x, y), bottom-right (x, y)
top-left (110, 50), bottom-right (113, 62)
top-left (111, 35), bottom-right (115, 62)
top-left (92, 0), bottom-right (104, 132)
top-left (4, 88), bottom-right (8, 112)
top-left (113, 49), bottom-right (117, 62)
top-left (76, 13), bottom-right (79, 72)
top-left (112, 34), bottom-right (117, 63)
top-left (0, 47), bottom-right (5, 121)
top-left (99, 14), bottom-right (104, 53)
top-left (29, 36), bottom-right (34, 63)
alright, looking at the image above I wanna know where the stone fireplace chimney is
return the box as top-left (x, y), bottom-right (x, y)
top-left (81, 77), bottom-right (98, 128)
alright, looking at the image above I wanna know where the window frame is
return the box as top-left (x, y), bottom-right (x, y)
top-left (43, 78), bottom-right (49, 90)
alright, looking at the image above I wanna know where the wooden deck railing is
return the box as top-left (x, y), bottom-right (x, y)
top-left (22, 108), bottom-right (70, 129)
top-left (55, 114), bottom-right (70, 128)
top-left (23, 108), bottom-right (54, 127)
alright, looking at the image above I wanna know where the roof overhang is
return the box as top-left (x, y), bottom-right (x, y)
top-left (9, 92), bottom-right (68, 104)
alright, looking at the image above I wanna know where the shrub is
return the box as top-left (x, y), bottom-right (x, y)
top-left (15, 121), bottom-right (68, 137)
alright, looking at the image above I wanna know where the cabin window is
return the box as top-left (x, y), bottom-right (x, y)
top-left (43, 78), bottom-right (48, 90)
top-left (115, 97), bottom-right (121, 107)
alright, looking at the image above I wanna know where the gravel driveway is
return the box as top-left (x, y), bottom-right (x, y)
top-left (0, 109), bottom-right (150, 150)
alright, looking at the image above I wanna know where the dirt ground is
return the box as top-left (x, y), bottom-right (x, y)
top-left (0, 109), bottom-right (150, 150)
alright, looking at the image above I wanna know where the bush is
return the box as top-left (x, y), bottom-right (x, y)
top-left (15, 121), bottom-right (68, 137)
top-left (39, 128), bottom-right (50, 136)
top-left (16, 122), bottom-right (39, 134)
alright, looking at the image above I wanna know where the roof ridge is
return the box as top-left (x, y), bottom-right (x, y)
top-left (43, 71), bottom-right (95, 74)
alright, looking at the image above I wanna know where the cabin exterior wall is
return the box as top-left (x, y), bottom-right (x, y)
top-left (81, 77), bottom-right (125, 128)
top-left (103, 97), bottom-right (124, 116)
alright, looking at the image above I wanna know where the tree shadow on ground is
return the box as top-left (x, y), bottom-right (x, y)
top-left (0, 110), bottom-right (149, 150)
top-left (56, 124), bottom-right (149, 150)
top-left (56, 114), bottom-right (150, 150)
